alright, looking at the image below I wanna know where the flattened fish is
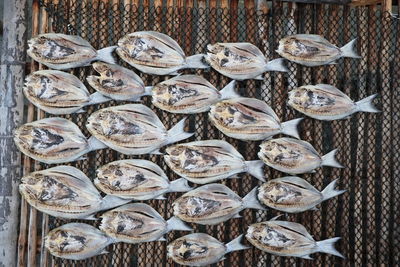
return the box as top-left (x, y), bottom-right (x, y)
top-left (86, 104), bottom-right (194, 155)
top-left (19, 166), bottom-right (129, 219)
top-left (164, 140), bottom-right (265, 184)
top-left (27, 33), bottom-right (116, 69)
top-left (95, 159), bottom-right (192, 200)
top-left (116, 31), bottom-right (208, 75)
top-left (45, 223), bottom-right (115, 260)
top-left (258, 137), bottom-right (344, 174)
top-left (209, 97), bottom-right (303, 140)
top-left (246, 217), bottom-right (344, 259)
top-left (100, 203), bottom-right (192, 244)
top-left (258, 177), bottom-right (346, 213)
top-left (288, 84), bottom-right (379, 120)
top-left (151, 75), bottom-right (239, 114)
top-left (24, 70), bottom-right (110, 115)
top-left (168, 233), bottom-right (248, 266)
top-left (172, 184), bottom-right (265, 225)
top-left (276, 34), bottom-right (360, 66)
top-left (14, 117), bottom-right (106, 164)
top-left (205, 42), bottom-right (288, 80)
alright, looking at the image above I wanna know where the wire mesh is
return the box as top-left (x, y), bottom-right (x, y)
top-left (25, 1), bottom-right (400, 266)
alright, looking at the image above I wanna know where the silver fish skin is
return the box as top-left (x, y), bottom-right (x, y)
top-left (246, 217), bottom-right (344, 259)
top-left (276, 34), bottom-right (360, 66)
top-left (27, 33), bottom-right (116, 69)
top-left (288, 84), bottom-right (379, 120)
top-left (257, 177), bottom-right (346, 213)
top-left (116, 31), bottom-right (208, 75)
top-left (205, 42), bottom-right (288, 80)
top-left (164, 140), bottom-right (265, 184)
top-left (45, 223), bottom-right (115, 260)
top-left (19, 166), bottom-right (129, 219)
top-left (209, 97), bottom-right (302, 140)
top-left (86, 104), bottom-right (193, 155)
top-left (258, 137), bottom-right (344, 174)
top-left (172, 184), bottom-right (265, 225)
top-left (94, 159), bottom-right (192, 200)
top-left (99, 203), bottom-right (192, 244)
top-left (151, 75), bottom-right (239, 114)
top-left (167, 233), bottom-right (248, 266)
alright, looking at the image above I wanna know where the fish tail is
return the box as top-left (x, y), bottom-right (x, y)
top-left (340, 38), bottom-right (361, 59)
top-left (316, 237), bottom-right (345, 258)
top-left (225, 234), bottom-right (250, 253)
top-left (144, 86), bottom-right (154, 96)
top-left (100, 195), bottom-right (130, 210)
top-left (245, 160), bottom-right (265, 182)
top-left (185, 54), bottom-right (209, 69)
top-left (321, 179), bottom-right (346, 201)
top-left (88, 92), bottom-right (112, 105)
top-left (219, 80), bottom-right (240, 99)
top-left (242, 187), bottom-right (266, 210)
top-left (169, 178), bottom-right (193, 193)
top-left (321, 149), bottom-right (344, 168)
top-left (264, 58), bottom-right (289, 72)
top-left (166, 117), bottom-right (194, 145)
top-left (96, 46), bottom-right (117, 64)
top-left (166, 216), bottom-right (193, 232)
top-left (88, 136), bottom-right (108, 151)
top-left (281, 118), bottom-right (303, 139)
top-left (356, 94), bottom-right (380, 113)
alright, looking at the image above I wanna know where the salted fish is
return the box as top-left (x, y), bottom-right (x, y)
top-left (172, 184), bottom-right (265, 225)
top-left (164, 140), bottom-right (265, 184)
top-left (100, 203), bottom-right (192, 244)
top-left (258, 176), bottom-right (346, 213)
top-left (27, 33), bottom-right (116, 69)
top-left (209, 97), bottom-right (303, 140)
top-left (205, 42), bottom-right (288, 80)
top-left (167, 233), bottom-right (248, 266)
top-left (276, 34), bottom-right (360, 66)
top-left (86, 104), bottom-right (193, 155)
top-left (95, 159), bottom-right (192, 200)
top-left (246, 217), bottom-right (344, 259)
top-left (258, 137), bottom-right (344, 174)
top-left (288, 84), bottom-right (379, 120)
top-left (116, 31), bottom-right (209, 75)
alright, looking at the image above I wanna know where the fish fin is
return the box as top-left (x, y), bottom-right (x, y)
top-left (96, 46), bottom-right (117, 64)
top-left (77, 156), bottom-right (87, 161)
top-left (264, 58), bottom-right (288, 72)
top-left (340, 38), bottom-right (361, 59)
top-left (182, 233), bottom-right (220, 243)
top-left (76, 108), bottom-right (86, 113)
top-left (169, 178), bottom-right (193, 192)
top-left (88, 136), bottom-right (108, 151)
top-left (168, 71), bottom-right (181, 75)
top-left (88, 92), bottom-right (112, 105)
top-left (144, 86), bottom-right (154, 96)
top-left (228, 175), bottom-right (240, 179)
top-left (255, 74), bottom-right (264, 80)
top-left (225, 234), bottom-right (250, 253)
top-left (157, 236), bottom-right (167, 242)
top-left (120, 159), bottom-right (166, 178)
top-left (150, 149), bottom-right (163, 155)
top-left (187, 140), bottom-right (244, 159)
top-left (245, 160), bottom-right (265, 182)
top-left (219, 80), bottom-right (240, 99)
top-left (300, 255), bottom-right (313, 260)
top-left (100, 195), bottom-right (130, 210)
top-left (219, 257), bottom-right (226, 262)
top-left (321, 179), bottom-right (346, 201)
top-left (281, 118), bottom-right (303, 139)
top-left (166, 117), bottom-right (194, 145)
top-left (155, 195), bottom-right (166, 200)
top-left (185, 54), bottom-right (209, 69)
top-left (233, 42), bottom-right (265, 57)
top-left (166, 216), bottom-right (192, 232)
top-left (328, 61), bottom-right (337, 65)
top-left (291, 34), bottom-right (330, 43)
top-left (315, 84), bottom-right (348, 98)
top-left (116, 104), bottom-right (165, 129)
top-left (242, 187), bottom-right (266, 210)
top-left (316, 237), bottom-right (345, 258)
top-left (140, 31), bottom-right (185, 56)
top-left (278, 137), bottom-right (319, 156)
top-left (321, 149), bottom-right (344, 168)
top-left (232, 213), bottom-right (242, 218)
top-left (100, 249), bottom-right (109, 255)
top-left (273, 176), bottom-right (319, 193)
top-left (271, 221), bottom-right (314, 241)
top-left (114, 203), bottom-right (165, 221)
top-left (310, 207), bottom-right (319, 211)
top-left (356, 94), bottom-right (380, 113)
top-left (233, 97), bottom-right (280, 121)
top-left (269, 214), bottom-right (284, 221)
top-left (84, 214), bottom-right (99, 220)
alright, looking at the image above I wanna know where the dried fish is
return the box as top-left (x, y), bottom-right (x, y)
top-left (95, 159), bottom-right (192, 200)
top-left (116, 31), bottom-right (209, 75)
top-left (276, 34), bottom-right (360, 66)
top-left (172, 184), bottom-right (265, 225)
top-left (14, 117), bottom-right (106, 164)
top-left (19, 166), bottom-right (129, 219)
top-left (168, 233), bottom-right (248, 266)
top-left (100, 203), bottom-right (192, 244)
top-left (246, 217), bottom-right (344, 259)
top-left (164, 140), bottom-right (265, 184)
top-left (27, 33), bottom-right (116, 69)
top-left (205, 42), bottom-right (288, 80)
top-left (45, 223), bottom-right (115, 260)
top-left (86, 104), bottom-right (194, 155)
top-left (209, 97), bottom-right (303, 140)
top-left (258, 177), bottom-right (346, 213)
top-left (288, 84), bottom-right (379, 120)
top-left (151, 75), bottom-right (239, 114)
top-left (258, 137), bottom-right (344, 174)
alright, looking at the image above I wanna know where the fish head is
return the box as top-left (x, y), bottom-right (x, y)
top-left (166, 145), bottom-right (219, 172)
top-left (45, 228), bottom-right (88, 255)
top-left (288, 87), bottom-right (311, 108)
top-left (92, 61), bottom-right (111, 74)
top-left (96, 163), bottom-right (147, 191)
